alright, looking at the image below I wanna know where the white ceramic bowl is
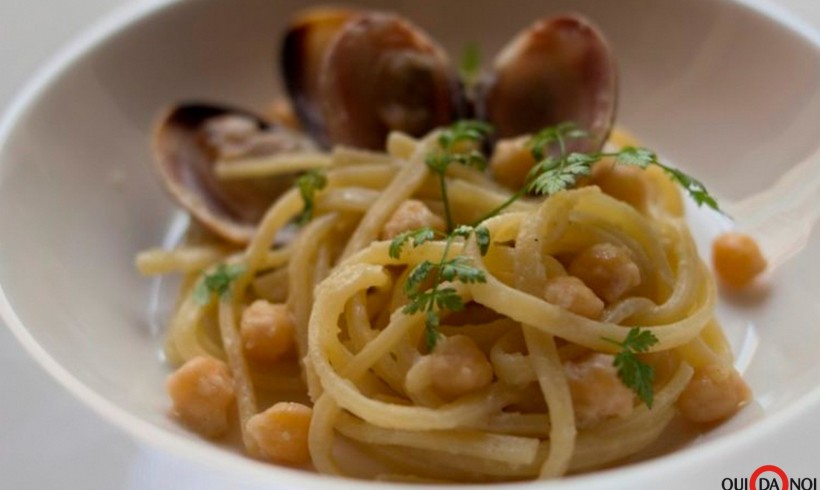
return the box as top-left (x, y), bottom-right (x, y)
top-left (2, 0), bottom-right (820, 488)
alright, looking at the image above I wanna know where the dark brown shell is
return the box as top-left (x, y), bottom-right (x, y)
top-left (479, 15), bottom-right (617, 152)
top-left (153, 103), bottom-right (314, 243)
top-left (319, 13), bottom-right (462, 150)
top-left (281, 7), bottom-right (358, 148)
top-left (283, 11), bottom-right (462, 150)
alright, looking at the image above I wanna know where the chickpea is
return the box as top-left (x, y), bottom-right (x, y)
top-left (429, 335), bottom-right (494, 400)
top-left (564, 353), bottom-right (635, 428)
top-left (166, 356), bottom-right (235, 438)
top-left (712, 232), bottom-right (766, 288)
top-left (240, 300), bottom-right (295, 364)
top-left (677, 363), bottom-right (750, 423)
top-left (569, 243), bottom-right (641, 303)
top-left (589, 159), bottom-right (649, 211)
top-left (543, 276), bottom-right (605, 319)
top-left (247, 402), bottom-right (313, 465)
top-left (380, 200), bottom-right (446, 240)
top-left (489, 137), bottom-right (536, 190)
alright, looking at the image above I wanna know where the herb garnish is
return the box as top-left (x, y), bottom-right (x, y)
top-left (425, 120), bottom-right (492, 232)
top-left (391, 224), bottom-right (490, 349)
top-left (193, 263), bottom-right (245, 304)
top-left (295, 169), bottom-right (327, 225)
top-left (392, 119), bottom-right (715, 369)
top-left (388, 121), bottom-right (495, 349)
top-left (525, 124), bottom-right (721, 212)
top-left (603, 327), bottom-right (659, 407)
top-left (458, 43), bottom-right (482, 94)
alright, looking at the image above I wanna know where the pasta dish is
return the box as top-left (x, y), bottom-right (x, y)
top-left (136, 7), bottom-right (759, 483)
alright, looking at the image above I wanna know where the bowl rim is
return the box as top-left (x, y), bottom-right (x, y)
top-left (1, 0), bottom-right (819, 487)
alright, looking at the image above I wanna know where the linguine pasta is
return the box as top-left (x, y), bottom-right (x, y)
top-left (138, 127), bottom-right (749, 482)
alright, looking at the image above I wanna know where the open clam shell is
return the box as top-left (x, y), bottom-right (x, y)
top-left (153, 103), bottom-right (315, 243)
top-left (479, 15), bottom-right (617, 152)
top-left (281, 7), bottom-right (357, 147)
top-left (283, 11), bottom-right (462, 150)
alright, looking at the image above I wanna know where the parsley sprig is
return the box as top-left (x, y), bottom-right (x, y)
top-left (525, 124), bottom-right (721, 212)
top-left (458, 43), bottom-right (482, 95)
top-left (295, 169), bottom-right (327, 225)
top-left (390, 225), bottom-right (490, 349)
top-left (603, 327), bottom-right (659, 407)
top-left (471, 123), bottom-right (721, 224)
top-left (193, 263), bottom-right (245, 304)
top-left (425, 120), bottom-right (493, 231)
top-left (389, 121), bottom-right (495, 349)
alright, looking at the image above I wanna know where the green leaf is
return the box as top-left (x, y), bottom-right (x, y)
top-left (451, 150), bottom-right (488, 171)
top-left (451, 225), bottom-right (474, 239)
top-left (411, 227), bottom-right (438, 247)
top-left (193, 263), bottom-right (245, 304)
top-left (388, 232), bottom-right (412, 259)
top-left (402, 290), bottom-right (433, 315)
top-left (438, 120), bottom-right (492, 152)
top-left (295, 169), bottom-right (327, 224)
top-left (615, 146), bottom-right (655, 168)
top-left (655, 163), bottom-right (721, 212)
top-left (434, 286), bottom-right (465, 311)
top-left (389, 227), bottom-right (438, 259)
top-left (439, 257), bottom-right (486, 284)
top-left (621, 327), bottom-right (659, 353)
top-left (425, 152), bottom-right (449, 175)
top-left (192, 280), bottom-right (212, 305)
top-left (389, 230), bottom-right (414, 260)
top-left (613, 351), bottom-right (656, 408)
top-left (527, 151), bottom-right (597, 197)
top-left (475, 226), bottom-right (491, 256)
top-left (529, 122), bottom-right (590, 160)
top-left (404, 261), bottom-right (435, 297)
top-left (602, 327), bottom-right (659, 408)
top-left (527, 155), bottom-right (562, 180)
top-left (458, 43), bottom-right (482, 89)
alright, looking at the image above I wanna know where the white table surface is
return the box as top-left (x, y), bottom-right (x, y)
top-left (2, 1), bottom-right (820, 489)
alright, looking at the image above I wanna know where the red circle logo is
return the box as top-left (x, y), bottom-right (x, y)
top-left (750, 465), bottom-right (789, 490)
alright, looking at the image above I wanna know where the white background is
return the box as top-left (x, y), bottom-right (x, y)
top-left (1, 1), bottom-right (820, 489)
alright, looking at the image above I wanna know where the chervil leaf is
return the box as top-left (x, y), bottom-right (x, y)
top-left (437, 120), bottom-right (492, 151)
top-left (389, 227), bottom-right (438, 259)
top-left (450, 150), bottom-right (488, 171)
top-left (451, 225), bottom-right (474, 239)
top-left (529, 123), bottom-right (589, 160)
top-left (528, 165), bottom-right (589, 196)
top-left (410, 227), bottom-right (438, 248)
top-left (295, 169), bottom-right (327, 224)
top-left (458, 42), bottom-right (482, 91)
top-left (527, 155), bottom-right (562, 181)
top-left (621, 327), bottom-right (658, 353)
top-left (613, 351), bottom-right (656, 408)
top-left (603, 327), bottom-right (659, 408)
top-left (615, 146), bottom-right (655, 168)
top-left (433, 287), bottom-right (465, 311)
top-left (389, 231), bottom-right (414, 260)
top-left (193, 263), bottom-right (245, 304)
top-left (403, 290), bottom-right (435, 315)
top-left (425, 153), bottom-right (450, 175)
top-left (439, 257), bottom-right (486, 284)
top-left (404, 261), bottom-right (435, 297)
top-left (475, 226), bottom-right (491, 256)
top-left (565, 152), bottom-right (599, 168)
top-left (655, 163), bottom-right (721, 212)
